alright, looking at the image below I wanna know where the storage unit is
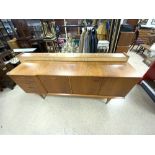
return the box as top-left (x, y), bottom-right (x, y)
top-left (7, 53), bottom-right (142, 103)
top-left (7, 38), bottom-right (19, 49)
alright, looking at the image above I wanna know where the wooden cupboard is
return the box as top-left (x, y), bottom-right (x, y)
top-left (39, 76), bottom-right (70, 94)
top-left (70, 77), bottom-right (102, 95)
top-left (116, 32), bottom-right (135, 53)
top-left (10, 75), bottom-right (46, 94)
top-left (8, 53), bottom-right (142, 103)
top-left (99, 77), bottom-right (139, 97)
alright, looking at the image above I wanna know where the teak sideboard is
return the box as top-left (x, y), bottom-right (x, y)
top-left (7, 53), bottom-right (142, 103)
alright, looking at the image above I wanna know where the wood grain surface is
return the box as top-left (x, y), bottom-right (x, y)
top-left (18, 53), bottom-right (129, 62)
top-left (8, 61), bottom-right (142, 77)
top-left (8, 53), bottom-right (142, 99)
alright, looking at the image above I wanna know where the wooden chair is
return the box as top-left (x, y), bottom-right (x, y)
top-left (136, 34), bottom-right (155, 54)
top-left (0, 51), bottom-right (16, 90)
top-left (44, 38), bottom-right (59, 52)
top-left (16, 36), bottom-right (32, 48)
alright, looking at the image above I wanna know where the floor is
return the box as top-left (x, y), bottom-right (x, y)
top-left (0, 51), bottom-right (155, 135)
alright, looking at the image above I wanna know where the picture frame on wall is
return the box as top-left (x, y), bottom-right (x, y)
top-left (151, 19), bottom-right (155, 25)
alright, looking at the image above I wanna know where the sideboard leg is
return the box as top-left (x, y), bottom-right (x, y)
top-left (40, 94), bottom-right (46, 99)
top-left (105, 98), bottom-right (111, 104)
top-left (100, 98), bottom-right (107, 103)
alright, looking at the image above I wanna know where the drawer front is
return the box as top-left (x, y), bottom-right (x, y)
top-left (99, 77), bottom-right (139, 97)
top-left (10, 75), bottom-right (46, 94)
top-left (70, 77), bottom-right (102, 95)
top-left (39, 76), bottom-right (71, 94)
top-left (21, 85), bottom-right (38, 93)
top-left (11, 76), bottom-right (36, 84)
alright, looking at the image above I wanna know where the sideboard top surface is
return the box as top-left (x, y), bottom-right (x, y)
top-left (8, 61), bottom-right (142, 78)
top-left (18, 53), bottom-right (129, 62)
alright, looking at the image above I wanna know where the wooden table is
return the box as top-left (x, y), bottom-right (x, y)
top-left (7, 53), bottom-right (142, 103)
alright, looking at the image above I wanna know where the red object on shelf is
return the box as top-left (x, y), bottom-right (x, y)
top-left (142, 61), bottom-right (155, 81)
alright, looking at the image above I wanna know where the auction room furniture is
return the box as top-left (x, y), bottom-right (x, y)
top-left (7, 53), bottom-right (142, 103)
top-left (7, 38), bottom-right (20, 49)
top-left (136, 34), bottom-right (155, 54)
top-left (138, 28), bottom-right (154, 44)
top-left (0, 50), bottom-right (17, 91)
top-left (136, 35), bottom-right (155, 66)
top-left (116, 32), bottom-right (135, 53)
top-left (16, 36), bottom-right (32, 48)
top-left (29, 38), bottom-right (46, 52)
top-left (126, 19), bottom-right (139, 28)
top-left (129, 29), bottom-right (144, 52)
top-left (43, 38), bottom-right (59, 52)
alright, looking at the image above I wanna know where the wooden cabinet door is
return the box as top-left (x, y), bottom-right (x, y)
top-left (99, 77), bottom-right (139, 97)
top-left (39, 76), bottom-right (71, 94)
top-left (70, 77), bottom-right (102, 95)
top-left (10, 75), bottom-right (46, 94)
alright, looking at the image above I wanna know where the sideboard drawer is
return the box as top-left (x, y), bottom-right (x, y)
top-left (11, 76), bottom-right (36, 84)
top-left (10, 75), bottom-right (46, 94)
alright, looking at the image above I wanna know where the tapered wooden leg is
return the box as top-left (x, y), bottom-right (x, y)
top-left (99, 98), bottom-right (111, 104)
top-left (105, 98), bottom-right (111, 104)
top-left (100, 98), bottom-right (107, 103)
top-left (40, 94), bottom-right (46, 99)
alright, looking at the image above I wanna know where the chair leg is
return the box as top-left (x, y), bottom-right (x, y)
top-left (129, 43), bottom-right (134, 51)
top-left (129, 45), bottom-right (132, 51)
top-left (136, 45), bottom-right (139, 51)
top-left (136, 46), bottom-right (143, 54)
top-left (130, 44), bottom-right (135, 51)
top-left (141, 49), bottom-right (145, 55)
